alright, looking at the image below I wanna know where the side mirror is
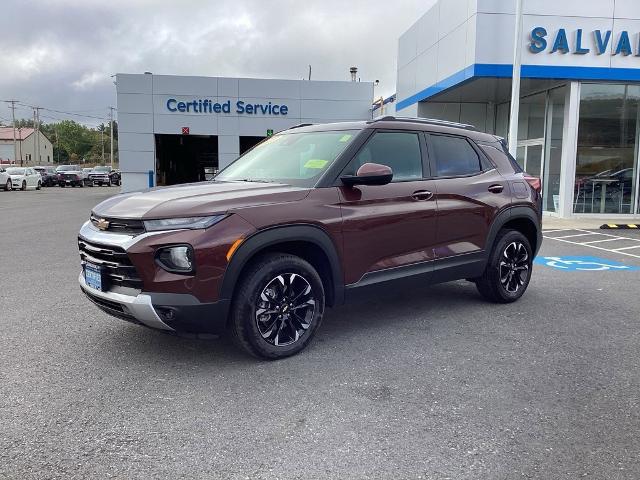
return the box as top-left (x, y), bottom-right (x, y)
top-left (341, 162), bottom-right (393, 186)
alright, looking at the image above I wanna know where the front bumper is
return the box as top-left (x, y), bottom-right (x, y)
top-left (79, 272), bottom-right (174, 330)
top-left (80, 273), bottom-right (230, 334)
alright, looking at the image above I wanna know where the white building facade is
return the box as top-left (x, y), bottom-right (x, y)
top-left (0, 127), bottom-right (53, 165)
top-left (116, 74), bottom-right (374, 192)
top-left (396, 0), bottom-right (640, 218)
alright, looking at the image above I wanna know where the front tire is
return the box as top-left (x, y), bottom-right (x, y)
top-left (21, 181), bottom-right (26, 191)
top-left (36, 181), bottom-right (41, 190)
top-left (4, 180), bottom-right (11, 191)
top-left (475, 229), bottom-right (533, 303)
top-left (230, 253), bottom-right (325, 359)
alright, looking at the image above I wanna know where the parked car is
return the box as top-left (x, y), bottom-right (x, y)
top-left (6, 166), bottom-right (42, 190)
top-left (34, 166), bottom-right (58, 187)
top-left (78, 117), bottom-right (542, 359)
top-left (57, 165), bottom-right (90, 187)
top-left (0, 166), bottom-right (12, 191)
top-left (88, 165), bottom-right (121, 186)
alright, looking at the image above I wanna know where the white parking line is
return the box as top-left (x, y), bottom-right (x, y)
top-left (613, 245), bottom-right (640, 251)
top-left (582, 237), bottom-right (625, 244)
top-left (541, 229), bottom-right (572, 234)
top-left (553, 233), bottom-right (600, 239)
top-left (543, 228), bottom-right (640, 259)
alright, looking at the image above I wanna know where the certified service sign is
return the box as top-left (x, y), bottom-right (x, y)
top-left (166, 98), bottom-right (288, 116)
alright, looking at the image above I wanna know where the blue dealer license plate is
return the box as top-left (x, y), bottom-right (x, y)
top-left (84, 263), bottom-right (103, 291)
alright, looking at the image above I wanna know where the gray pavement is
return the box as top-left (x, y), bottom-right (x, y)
top-left (1, 187), bottom-right (640, 479)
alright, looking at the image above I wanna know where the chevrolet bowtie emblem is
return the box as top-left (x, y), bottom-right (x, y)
top-left (96, 218), bottom-right (110, 231)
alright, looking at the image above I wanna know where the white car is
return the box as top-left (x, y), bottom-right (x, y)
top-left (0, 166), bottom-right (12, 191)
top-left (6, 166), bottom-right (42, 191)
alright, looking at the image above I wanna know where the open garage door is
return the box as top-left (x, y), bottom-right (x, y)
top-left (155, 134), bottom-right (218, 186)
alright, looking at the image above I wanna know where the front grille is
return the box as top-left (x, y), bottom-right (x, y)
top-left (62, 173), bottom-right (78, 180)
top-left (78, 238), bottom-right (143, 290)
top-left (90, 214), bottom-right (145, 235)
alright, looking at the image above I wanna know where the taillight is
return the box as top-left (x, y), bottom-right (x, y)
top-left (524, 175), bottom-right (541, 193)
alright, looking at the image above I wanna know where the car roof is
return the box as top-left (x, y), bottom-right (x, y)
top-left (284, 117), bottom-right (499, 143)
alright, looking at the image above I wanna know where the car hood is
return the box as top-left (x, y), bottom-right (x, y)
top-left (92, 181), bottom-right (311, 219)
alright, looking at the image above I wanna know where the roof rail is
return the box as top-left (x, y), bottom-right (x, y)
top-left (369, 116), bottom-right (476, 131)
top-left (287, 123), bottom-right (314, 130)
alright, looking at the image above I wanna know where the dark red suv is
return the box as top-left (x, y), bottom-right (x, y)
top-left (78, 117), bottom-right (542, 359)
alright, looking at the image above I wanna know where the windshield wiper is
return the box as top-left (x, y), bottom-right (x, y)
top-left (235, 178), bottom-right (272, 183)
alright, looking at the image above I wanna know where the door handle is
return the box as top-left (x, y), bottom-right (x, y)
top-left (411, 190), bottom-right (433, 201)
top-left (488, 184), bottom-right (504, 193)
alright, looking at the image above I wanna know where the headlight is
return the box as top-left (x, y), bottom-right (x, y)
top-left (156, 245), bottom-right (195, 274)
top-left (143, 215), bottom-right (227, 232)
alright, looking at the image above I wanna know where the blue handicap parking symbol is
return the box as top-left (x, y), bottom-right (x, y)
top-left (534, 256), bottom-right (639, 271)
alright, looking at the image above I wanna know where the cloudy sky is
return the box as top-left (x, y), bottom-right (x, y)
top-left (0, 0), bottom-right (432, 127)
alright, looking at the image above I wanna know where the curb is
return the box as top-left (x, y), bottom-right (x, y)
top-left (600, 224), bottom-right (639, 229)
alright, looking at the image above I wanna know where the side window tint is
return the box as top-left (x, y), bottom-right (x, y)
top-left (431, 135), bottom-right (482, 177)
top-left (346, 132), bottom-right (423, 181)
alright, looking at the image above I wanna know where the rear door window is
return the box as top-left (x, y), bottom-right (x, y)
top-left (430, 134), bottom-right (483, 177)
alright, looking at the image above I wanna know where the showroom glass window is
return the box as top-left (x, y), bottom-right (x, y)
top-left (574, 84), bottom-right (640, 214)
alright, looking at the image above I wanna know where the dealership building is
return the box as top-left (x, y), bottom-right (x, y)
top-left (116, 74), bottom-right (373, 191)
top-left (395, 0), bottom-right (640, 218)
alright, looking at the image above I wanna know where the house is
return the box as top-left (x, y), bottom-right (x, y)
top-left (0, 127), bottom-right (54, 165)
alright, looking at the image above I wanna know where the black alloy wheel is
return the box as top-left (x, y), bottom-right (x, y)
top-left (255, 273), bottom-right (316, 347)
top-left (475, 229), bottom-right (533, 303)
top-left (231, 253), bottom-right (325, 359)
top-left (499, 241), bottom-right (529, 294)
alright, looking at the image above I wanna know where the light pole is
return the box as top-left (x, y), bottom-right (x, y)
top-left (507, 0), bottom-right (524, 156)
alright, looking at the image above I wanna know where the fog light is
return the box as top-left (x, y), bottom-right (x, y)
top-left (156, 245), bottom-right (195, 274)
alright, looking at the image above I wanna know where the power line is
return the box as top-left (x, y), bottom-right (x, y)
top-left (2, 100), bottom-right (111, 121)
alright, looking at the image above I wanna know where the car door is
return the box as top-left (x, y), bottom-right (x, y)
top-left (426, 133), bottom-right (510, 259)
top-left (30, 168), bottom-right (39, 187)
top-left (337, 130), bottom-right (438, 286)
top-left (25, 168), bottom-right (34, 187)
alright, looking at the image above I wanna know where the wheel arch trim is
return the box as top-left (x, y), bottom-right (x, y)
top-left (486, 206), bottom-right (542, 257)
top-left (219, 223), bottom-right (345, 306)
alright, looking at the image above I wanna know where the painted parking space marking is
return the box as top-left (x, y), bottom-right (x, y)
top-left (613, 245), bottom-right (640, 251)
top-left (534, 256), bottom-right (639, 271)
top-left (553, 233), bottom-right (599, 239)
top-left (543, 229), bottom-right (640, 259)
top-left (581, 237), bottom-right (625, 244)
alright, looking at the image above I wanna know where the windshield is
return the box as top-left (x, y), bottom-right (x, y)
top-left (57, 165), bottom-right (78, 171)
top-left (216, 129), bottom-right (358, 187)
top-left (93, 166), bottom-right (110, 172)
top-left (7, 167), bottom-right (25, 175)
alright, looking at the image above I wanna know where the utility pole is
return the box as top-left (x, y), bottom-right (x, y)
top-left (507, 0), bottom-right (524, 156)
top-left (32, 108), bottom-right (38, 166)
top-left (34, 107), bottom-right (42, 166)
top-left (6, 100), bottom-right (18, 165)
top-left (109, 106), bottom-right (115, 168)
top-left (101, 125), bottom-right (104, 162)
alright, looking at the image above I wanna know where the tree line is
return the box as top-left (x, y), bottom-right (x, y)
top-left (9, 119), bottom-right (118, 165)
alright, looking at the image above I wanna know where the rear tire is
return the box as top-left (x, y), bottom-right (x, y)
top-left (230, 253), bottom-right (325, 359)
top-left (475, 229), bottom-right (533, 303)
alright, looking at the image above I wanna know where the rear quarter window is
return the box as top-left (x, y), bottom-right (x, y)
top-left (479, 142), bottom-right (522, 175)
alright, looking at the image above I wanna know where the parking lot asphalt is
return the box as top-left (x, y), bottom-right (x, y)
top-left (1, 187), bottom-right (640, 479)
